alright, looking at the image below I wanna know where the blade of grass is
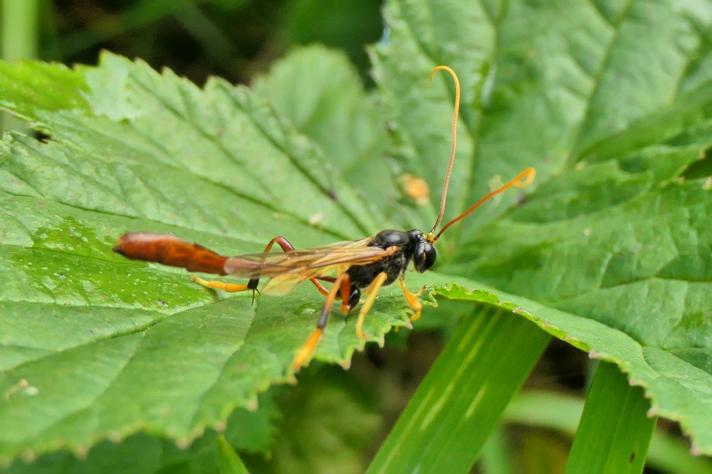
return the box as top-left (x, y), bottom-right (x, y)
top-left (367, 305), bottom-right (551, 474)
top-left (216, 435), bottom-right (250, 474)
top-left (58, 0), bottom-right (188, 57)
top-left (480, 425), bottom-right (512, 474)
top-left (565, 362), bottom-right (656, 474)
top-left (173, 2), bottom-right (236, 63)
top-left (505, 391), bottom-right (712, 474)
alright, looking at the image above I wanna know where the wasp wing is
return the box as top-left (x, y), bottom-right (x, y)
top-left (223, 238), bottom-right (397, 295)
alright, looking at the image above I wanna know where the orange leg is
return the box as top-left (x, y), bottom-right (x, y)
top-left (356, 272), bottom-right (388, 340)
top-left (339, 273), bottom-right (353, 314)
top-left (292, 272), bottom-right (347, 372)
top-left (249, 236), bottom-right (329, 296)
top-left (398, 277), bottom-right (423, 321)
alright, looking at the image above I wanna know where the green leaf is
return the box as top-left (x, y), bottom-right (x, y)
top-left (216, 435), bottom-right (249, 474)
top-left (3, 393), bottom-right (277, 474)
top-left (252, 45), bottom-right (392, 204)
top-left (0, 53), bottom-right (412, 465)
top-left (431, 279), bottom-right (712, 456)
top-left (0, 60), bottom-right (88, 123)
top-left (371, 0), bottom-right (712, 237)
top-left (372, 0), bottom-right (712, 456)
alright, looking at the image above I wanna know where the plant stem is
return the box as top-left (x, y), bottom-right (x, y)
top-left (1, 0), bottom-right (38, 132)
top-left (1, 0), bottom-right (38, 60)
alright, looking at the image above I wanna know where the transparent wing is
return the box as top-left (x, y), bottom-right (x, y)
top-left (222, 238), bottom-right (398, 295)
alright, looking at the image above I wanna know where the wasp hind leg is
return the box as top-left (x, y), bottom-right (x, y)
top-left (191, 275), bottom-right (252, 293)
top-left (398, 277), bottom-right (423, 321)
top-left (292, 273), bottom-right (348, 372)
top-left (356, 272), bottom-right (388, 340)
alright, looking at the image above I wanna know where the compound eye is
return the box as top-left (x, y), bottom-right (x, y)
top-left (415, 242), bottom-right (437, 272)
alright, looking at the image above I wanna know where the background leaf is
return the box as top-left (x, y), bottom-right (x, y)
top-left (251, 45), bottom-right (395, 211)
top-left (371, 0), bottom-right (712, 456)
top-left (4, 395), bottom-right (276, 474)
top-left (216, 435), bottom-right (249, 474)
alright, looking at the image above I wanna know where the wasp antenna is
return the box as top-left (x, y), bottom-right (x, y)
top-left (428, 65), bottom-right (461, 235)
top-left (432, 167), bottom-right (536, 241)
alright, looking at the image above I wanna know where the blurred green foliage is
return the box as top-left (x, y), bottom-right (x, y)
top-left (8, 0), bottom-right (382, 84)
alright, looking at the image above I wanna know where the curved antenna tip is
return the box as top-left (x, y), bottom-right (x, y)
top-left (430, 65), bottom-right (456, 81)
top-left (433, 166), bottom-right (538, 242)
top-left (514, 167), bottom-right (537, 188)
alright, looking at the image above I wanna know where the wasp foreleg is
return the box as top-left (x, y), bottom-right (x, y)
top-left (398, 277), bottom-right (423, 321)
top-left (356, 271), bottom-right (388, 340)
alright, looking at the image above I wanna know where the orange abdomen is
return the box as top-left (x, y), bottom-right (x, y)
top-left (113, 232), bottom-right (229, 275)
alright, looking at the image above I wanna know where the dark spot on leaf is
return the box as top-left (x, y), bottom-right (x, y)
top-left (34, 131), bottom-right (51, 143)
top-left (327, 189), bottom-right (339, 202)
top-left (682, 147), bottom-right (712, 180)
top-left (629, 451), bottom-right (635, 462)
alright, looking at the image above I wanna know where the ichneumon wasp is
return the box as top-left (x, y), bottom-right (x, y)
top-left (114, 66), bottom-right (536, 371)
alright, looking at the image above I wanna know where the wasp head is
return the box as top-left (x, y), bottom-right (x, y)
top-left (408, 230), bottom-right (437, 272)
